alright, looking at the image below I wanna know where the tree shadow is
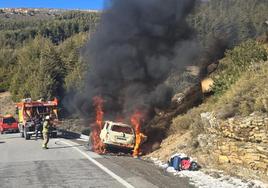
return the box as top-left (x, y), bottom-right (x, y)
top-left (0, 136), bottom-right (21, 140)
top-left (57, 129), bottom-right (83, 139)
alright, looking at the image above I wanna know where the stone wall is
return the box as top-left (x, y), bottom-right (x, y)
top-left (199, 112), bottom-right (268, 181)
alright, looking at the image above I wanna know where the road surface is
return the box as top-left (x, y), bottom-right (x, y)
top-left (0, 133), bottom-right (194, 188)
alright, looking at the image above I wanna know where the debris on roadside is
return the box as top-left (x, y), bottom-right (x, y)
top-left (167, 153), bottom-right (200, 172)
top-left (150, 157), bottom-right (268, 188)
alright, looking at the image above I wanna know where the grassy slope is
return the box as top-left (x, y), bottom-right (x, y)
top-left (0, 92), bottom-right (15, 115)
top-left (147, 42), bottom-right (268, 162)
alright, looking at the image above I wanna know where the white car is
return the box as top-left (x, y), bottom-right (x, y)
top-left (100, 121), bottom-right (135, 149)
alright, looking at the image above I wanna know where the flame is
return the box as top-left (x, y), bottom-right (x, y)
top-left (131, 111), bottom-right (143, 158)
top-left (91, 96), bottom-right (105, 154)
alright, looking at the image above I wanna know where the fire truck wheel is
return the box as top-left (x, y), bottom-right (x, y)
top-left (21, 131), bottom-right (24, 137)
top-left (24, 128), bottom-right (30, 140)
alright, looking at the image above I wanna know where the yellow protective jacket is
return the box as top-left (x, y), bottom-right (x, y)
top-left (42, 120), bottom-right (50, 134)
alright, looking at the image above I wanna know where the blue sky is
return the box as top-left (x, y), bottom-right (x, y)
top-left (0, 0), bottom-right (104, 10)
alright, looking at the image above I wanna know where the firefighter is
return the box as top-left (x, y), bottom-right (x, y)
top-left (42, 115), bottom-right (51, 149)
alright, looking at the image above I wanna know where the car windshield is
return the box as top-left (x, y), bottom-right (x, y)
top-left (3, 117), bottom-right (16, 124)
top-left (111, 125), bottom-right (133, 134)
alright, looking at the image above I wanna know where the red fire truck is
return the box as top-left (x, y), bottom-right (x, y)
top-left (16, 98), bottom-right (59, 140)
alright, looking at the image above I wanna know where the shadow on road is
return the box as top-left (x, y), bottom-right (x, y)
top-left (58, 129), bottom-right (83, 139)
top-left (0, 141), bottom-right (5, 144)
top-left (49, 144), bottom-right (83, 150)
top-left (0, 136), bottom-right (22, 140)
top-left (50, 139), bottom-right (84, 150)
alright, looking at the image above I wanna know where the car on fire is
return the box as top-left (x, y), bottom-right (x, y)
top-left (100, 121), bottom-right (135, 149)
top-left (0, 115), bottom-right (19, 134)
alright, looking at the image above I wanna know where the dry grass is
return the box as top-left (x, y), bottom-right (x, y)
top-left (170, 60), bottom-right (268, 132)
top-left (217, 61), bottom-right (268, 116)
top-left (0, 92), bottom-right (16, 116)
top-left (148, 61), bottom-right (268, 167)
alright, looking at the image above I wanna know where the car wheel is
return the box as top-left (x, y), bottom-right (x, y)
top-left (103, 144), bottom-right (108, 150)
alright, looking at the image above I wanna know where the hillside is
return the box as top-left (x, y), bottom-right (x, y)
top-left (0, 9), bottom-right (100, 103)
top-left (0, 2), bottom-right (267, 182)
top-left (0, 92), bottom-right (15, 115)
top-left (147, 41), bottom-right (268, 182)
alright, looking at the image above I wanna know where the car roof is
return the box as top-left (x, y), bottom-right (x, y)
top-left (105, 121), bottom-right (133, 128)
top-left (3, 114), bottom-right (14, 118)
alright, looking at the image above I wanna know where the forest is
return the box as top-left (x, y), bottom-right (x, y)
top-left (0, 10), bottom-right (100, 99)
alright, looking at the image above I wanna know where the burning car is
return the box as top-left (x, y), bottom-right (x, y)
top-left (100, 121), bottom-right (135, 149)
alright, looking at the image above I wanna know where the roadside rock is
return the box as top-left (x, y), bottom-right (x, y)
top-left (200, 112), bottom-right (268, 181)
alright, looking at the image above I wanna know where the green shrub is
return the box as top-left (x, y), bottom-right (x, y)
top-left (212, 40), bottom-right (267, 95)
top-left (253, 97), bottom-right (268, 112)
top-left (171, 49), bottom-right (268, 134)
top-left (9, 36), bottom-right (64, 101)
top-left (216, 60), bottom-right (268, 117)
top-left (169, 103), bottom-right (211, 135)
top-left (58, 32), bottom-right (88, 93)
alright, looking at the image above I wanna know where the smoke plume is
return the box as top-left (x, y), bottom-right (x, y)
top-left (77, 0), bottom-right (199, 120)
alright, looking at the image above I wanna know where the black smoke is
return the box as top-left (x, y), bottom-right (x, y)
top-left (72, 0), bottom-right (199, 120)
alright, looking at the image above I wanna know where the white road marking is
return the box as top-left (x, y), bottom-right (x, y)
top-left (60, 139), bottom-right (135, 188)
top-left (76, 138), bottom-right (89, 142)
top-left (80, 134), bottom-right (90, 140)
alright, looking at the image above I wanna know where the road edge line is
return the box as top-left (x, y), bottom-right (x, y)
top-left (60, 140), bottom-right (135, 188)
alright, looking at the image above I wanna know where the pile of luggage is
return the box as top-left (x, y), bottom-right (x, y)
top-left (168, 153), bottom-right (200, 171)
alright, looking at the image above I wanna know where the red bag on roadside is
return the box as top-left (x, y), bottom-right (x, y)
top-left (181, 159), bottom-right (191, 170)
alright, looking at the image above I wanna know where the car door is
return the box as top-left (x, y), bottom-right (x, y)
top-left (100, 122), bottom-right (109, 142)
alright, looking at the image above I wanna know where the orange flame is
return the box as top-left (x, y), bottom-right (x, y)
top-left (91, 96), bottom-right (105, 154)
top-left (94, 96), bottom-right (104, 127)
top-left (131, 111), bottom-right (143, 158)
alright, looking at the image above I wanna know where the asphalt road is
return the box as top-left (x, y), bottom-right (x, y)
top-left (0, 133), bottom-right (194, 188)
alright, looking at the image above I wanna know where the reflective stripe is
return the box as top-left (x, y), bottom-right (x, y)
top-left (42, 121), bottom-right (49, 134)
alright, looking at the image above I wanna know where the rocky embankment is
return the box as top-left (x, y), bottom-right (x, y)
top-left (199, 112), bottom-right (268, 181)
top-left (147, 42), bottom-right (268, 183)
top-left (147, 111), bottom-right (268, 183)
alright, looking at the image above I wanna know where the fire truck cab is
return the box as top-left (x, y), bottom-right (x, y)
top-left (16, 98), bottom-right (59, 140)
